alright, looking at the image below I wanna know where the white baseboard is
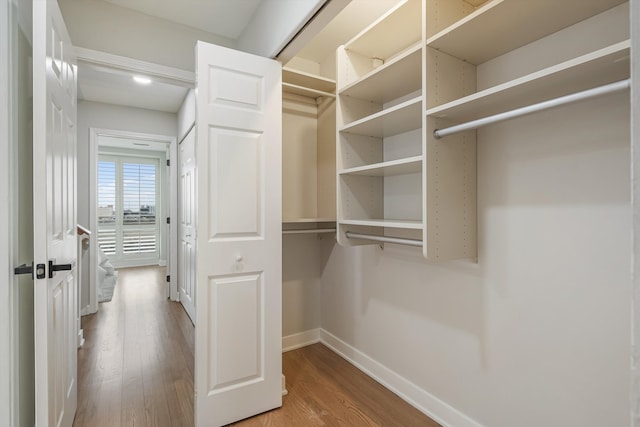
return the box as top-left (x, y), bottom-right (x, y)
top-left (77, 329), bottom-right (85, 348)
top-left (319, 329), bottom-right (482, 427)
top-left (282, 374), bottom-right (288, 396)
top-left (282, 328), bottom-right (321, 352)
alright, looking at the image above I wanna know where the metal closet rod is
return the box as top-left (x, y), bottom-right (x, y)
top-left (433, 79), bottom-right (630, 140)
top-left (345, 231), bottom-right (423, 247)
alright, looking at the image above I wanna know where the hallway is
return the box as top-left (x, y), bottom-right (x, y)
top-left (73, 266), bottom-right (438, 426)
top-left (74, 266), bottom-right (194, 426)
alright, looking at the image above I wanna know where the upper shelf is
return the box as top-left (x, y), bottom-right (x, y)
top-left (427, 0), bottom-right (627, 65)
top-left (283, 218), bottom-right (336, 224)
top-left (338, 43), bottom-right (422, 104)
top-left (426, 41), bottom-right (630, 123)
top-left (340, 97), bottom-right (422, 138)
top-left (283, 67), bottom-right (335, 93)
top-left (345, 0), bottom-right (421, 60)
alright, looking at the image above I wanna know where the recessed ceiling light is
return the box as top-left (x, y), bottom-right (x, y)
top-left (133, 75), bottom-right (152, 85)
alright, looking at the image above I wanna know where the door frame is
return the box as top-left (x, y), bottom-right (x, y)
top-left (0, 0), bottom-right (14, 423)
top-left (88, 128), bottom-right (178, 312)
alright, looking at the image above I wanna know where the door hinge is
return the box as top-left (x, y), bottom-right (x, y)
top-left (166, 275), bottom-right (170, 282)
top-left (166, 217), bottom-right (170, 224)
top-left (166, 159), bottom-right (170, 167)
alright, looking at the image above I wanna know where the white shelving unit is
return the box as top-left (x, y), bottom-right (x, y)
top-left (282, 67), bottom-right (336, 235)
top-left (426, 0), bottom-right (627, 66)
top-left (336, 0), bottom-right (629, 260)
top-left (336, 0), bottom-right (475, 260)
top-left (426, 41), bottom-right (630, 122)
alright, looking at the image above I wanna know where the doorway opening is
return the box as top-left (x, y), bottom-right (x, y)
top-left (87, 129), bottom-right (178, 315)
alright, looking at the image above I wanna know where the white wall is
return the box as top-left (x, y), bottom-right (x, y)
top-left (177, 89), bottom-right (195, 142)
top-left (320, 7), bottom-right (631, 427)
top-left (58, 0), bottom-right (235, 71)
top-left (237, 0), bottom-right (325, 58)
top-left (282, 236), bottom-right (327, 338)
top-left (77, 100), bottom-right (177, 309)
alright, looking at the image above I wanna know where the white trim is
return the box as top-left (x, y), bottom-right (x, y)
top-left (89, 128), bottom-right (179, 316)
top-left (277, 0), bottom-right (351, 63)
top-left (319, 329), bottom-right (484, 427)
top-left (75, 47), bottom-right (194, 87)
top-left (632, 0), bottom-right (640, 423)
top-left (282, 328), bottom-right (321, 352)
top-left (0, 0), bottom-right (14, 423)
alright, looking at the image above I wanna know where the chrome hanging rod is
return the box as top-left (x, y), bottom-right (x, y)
top-left (345, 231), bottom-right (423, 247)
top-left (433, 79), bottom-right (630, 140)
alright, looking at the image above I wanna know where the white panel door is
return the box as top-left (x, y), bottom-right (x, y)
top-left (194, 41), bottom-right (282, 426)
top-left (179, 127), bottom-right (196, 323)
top-left (33, 0), bottom-right (78, 425)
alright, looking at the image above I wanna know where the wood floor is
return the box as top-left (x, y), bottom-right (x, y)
top-left (74, 266), bottom-right (439, 427)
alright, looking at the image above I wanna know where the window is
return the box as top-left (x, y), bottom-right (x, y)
top-left (97, 154), bottom-right (161, 265)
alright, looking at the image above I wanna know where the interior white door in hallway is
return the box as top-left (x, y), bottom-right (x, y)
top-left (33, 0), bottom-right (78, 425)
top-left (194, 41), bottom-right (282, 426)
top-left (179, 127), bottom-right (196, 323)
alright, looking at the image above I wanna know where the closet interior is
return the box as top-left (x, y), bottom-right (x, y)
top-left (281, 67), bottom-right (337, 236)
top-left (333, 0), bottom-right (629, 260)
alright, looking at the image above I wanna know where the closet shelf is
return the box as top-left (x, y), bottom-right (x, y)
top-left (283, 218), bottom-right (336, 224)
top-left (340, 97), bottom-right (422, 138)
top-left (339, 156), bottom-right (422, 177)
top-left (426, 41), bottom-right (630, 123)
top-left (283, 83), bottom-right (335, 99)
top-left (282, 67), bottom-right (335, 93)
top-left (282, 229), bottom-right (336, 235)
top-left (427, 0), bottom-right (627, 65)
top-left (338, 43), bottom-right (422, 104)
top-left (344, 0), bottom-right (421, 60)
top-left (339, 219), bottom-right (423, 230)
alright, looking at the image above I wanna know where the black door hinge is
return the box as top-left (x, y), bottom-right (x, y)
top-left (166, 159), bottom-right (170, 167)
top-left (166, 217), bottom-right (170, 224)
top-left (166, 275), bottom-right (170, 282)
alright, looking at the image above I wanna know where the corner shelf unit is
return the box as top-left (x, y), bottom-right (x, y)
top-left (336, 0), bottom-right (629, 260)
top-left (282, 67), bottom-right (337, 236)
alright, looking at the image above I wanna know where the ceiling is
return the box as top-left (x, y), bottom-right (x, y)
top-left (101, 0), bottom-right (263, 40)
top-left (77, 0), bottom-right (401, 113)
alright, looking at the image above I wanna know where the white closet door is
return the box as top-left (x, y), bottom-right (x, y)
top-left (194, 41), bottom-right (282, 426)
top-left (33, 0), bottom-right (78, 424)
top-left (179, 127), bottom-right (196, 323)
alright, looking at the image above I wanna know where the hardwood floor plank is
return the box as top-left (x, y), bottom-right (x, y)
top-left (74, 266), bottom-right (439, 427)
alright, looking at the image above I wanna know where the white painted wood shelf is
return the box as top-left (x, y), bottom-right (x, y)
top-left (283, 218), bottom-right (336, 224)
top-left (426, 0), bottom-right (627, 65)
top-left (336, 0), bottom-right (477, 259)
top-left (339, 219), bottom-right (423, 230)
top-left (427, 41), bottom-right (630, 122)
top-left (340, 97), bottom-right (422, 138)
top-left (339, 156), bottom-right (422, 177)
top-left (283, 68), bottom-right (336, 99)
top-left (338, 44), bottom-right (422, 104)
top-left (345, 0), bottom-right (421, 60)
